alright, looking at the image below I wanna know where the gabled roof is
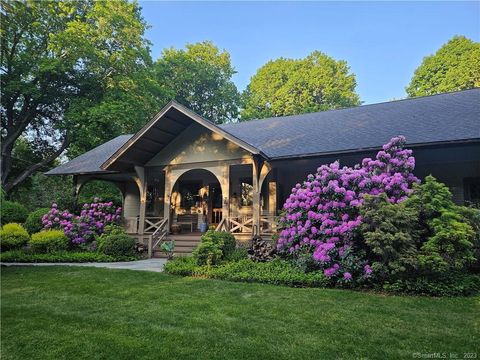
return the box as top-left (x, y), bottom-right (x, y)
top-left (220, 88), bottom-right (480, 159)
top-left (45, 135), bottom-right (133, 175)
top-left (46, 89), bottom-right (480, 176)
top-left (101, 100), bottom-right (265, 171)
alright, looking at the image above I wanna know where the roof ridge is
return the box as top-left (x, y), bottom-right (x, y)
top-left (222, 88), bottom-right (480, 127)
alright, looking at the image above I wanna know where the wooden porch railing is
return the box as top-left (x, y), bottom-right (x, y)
top-left (148, 217), bottom-right (169, 258)
top-left (215, 213), bottom-right (278, 236)
top-left (144, 216), bottom-right (165, 233)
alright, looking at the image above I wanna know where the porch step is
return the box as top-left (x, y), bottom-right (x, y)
top-left (152, 235), bottom-right (202, 258)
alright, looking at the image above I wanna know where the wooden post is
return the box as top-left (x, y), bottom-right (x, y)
top-left (163, 167), bottom-right (171, 233)
top-left (135, 166), bottom-right (147, 236)
top-left (252, 159), bottom-right (261, 235)
top-left (221, 164), bottom-right (230, 227)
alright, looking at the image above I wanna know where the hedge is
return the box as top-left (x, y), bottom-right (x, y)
top-left (0, 250), bottom-right (137, 263)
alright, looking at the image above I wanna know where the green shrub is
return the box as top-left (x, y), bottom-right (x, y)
top-left (192, 240), bottom-right (223, 266)
top-left (360, 194), bottom-right (420, 280)
top-left (192, 230), bottom-right (236, 266)
top-left (203, 259), bottom-right (329, 287)
top-left (99, 233), bottom-right (135, 257)
top-left (24, 208), bottom-right (50, 234)
top-left (227, 247), bottom-right (249, 262)
top-left (0, 250), bottom-right (137, 263)
top-left (406, 176), bottom-right (476, 273)
top-left (165, 257), bottom-right (329, 288)
top-left (201, 230), bottom-right (236, 258)
top-left (0, 223), bottom-right (30, 251)
top-left (1, 201), bottom-right (28, 224)
top-left (29, 230), bottom-right (69, 253)
top-left (164, 256), bottom-right (197, 276)
top-left (382, 273), bottom-right (480, 297)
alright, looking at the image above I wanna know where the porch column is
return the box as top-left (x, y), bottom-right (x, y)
top-left (135, 166), bottom-right (147, 235)
top-left (163, 167), bottom-right (171, 231)
top-left (221, 164), bottom-right (230, 224)
top-left (252, 160), bottom-right (261, 235)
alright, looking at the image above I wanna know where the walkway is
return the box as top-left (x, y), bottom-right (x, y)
top-left (1, 258), bottom-right (167, 273)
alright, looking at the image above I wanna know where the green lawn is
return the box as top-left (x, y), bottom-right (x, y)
top-left (1, 266), bottom-right (479, 360)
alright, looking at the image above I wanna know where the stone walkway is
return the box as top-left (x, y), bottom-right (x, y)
top-left (1, 258), bottom-right (167, 272)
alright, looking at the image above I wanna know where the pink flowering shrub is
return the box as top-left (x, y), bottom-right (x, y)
top-left (42, 199), bottom-right (122, 247)
top-left (277, 136), bottom-right (419, 283)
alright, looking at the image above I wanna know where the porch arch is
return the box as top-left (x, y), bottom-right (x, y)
top-left (164, 166), bottom-right (230, 229)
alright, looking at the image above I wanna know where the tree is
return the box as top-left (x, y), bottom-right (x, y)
top-left (240, 51), bottom-right (360, 120)
top-left (154, 41), bottom-right (240, 124)
top-left (1, 0), bottom-right (161, 192)
top-left (406, 36), bottom-right (480, 97)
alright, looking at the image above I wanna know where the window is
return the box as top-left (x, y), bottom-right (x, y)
top-left (464, 177), bottom-right (480, 206)
top-left (179, 181), bottom-right (202, 209)
top-left (239, 178), bottom-right (253, 206)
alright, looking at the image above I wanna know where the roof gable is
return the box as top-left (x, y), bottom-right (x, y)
top-left (101, 101), bottom-right (264, 171)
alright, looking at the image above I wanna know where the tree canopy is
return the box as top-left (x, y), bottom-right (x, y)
top-left (1, 0), bottom-right (163, 191)
top-left (406, 36), bottom-right (480, 97)
top-left (240, 51), bottom-right (361, 120)
top-left (154, 41), bottom-right (240, 124)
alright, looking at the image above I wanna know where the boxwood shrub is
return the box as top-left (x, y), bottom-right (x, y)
top-left (29, 230), bottom-right (69, 253)
top-left (0, 223), bottom-right (30, 251)
top-left (1, 201), bottom-right (28, 224)
top-left (24, 208), bottom-right (50, 234)
top-left (98, 233), bottom-right (135, 257)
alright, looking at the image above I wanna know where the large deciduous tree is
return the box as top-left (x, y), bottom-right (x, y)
top-left (1, 0), bottom-right (161, 192)
top-left (154, 41), bottom-right (240, 124)
top-left (240, 51), bottom-right (360, 120)
top-left (406, 36), bottom-right (480, 97)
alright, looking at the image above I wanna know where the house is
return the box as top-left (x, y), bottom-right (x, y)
top-left (46, 89), bottom-right (480, 256)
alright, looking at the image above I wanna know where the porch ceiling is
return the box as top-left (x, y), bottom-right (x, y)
top-left (101, 101), bottom-right (265, 172)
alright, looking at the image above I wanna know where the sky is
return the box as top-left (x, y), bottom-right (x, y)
top-left (139, 1), bottom-right (480, 105)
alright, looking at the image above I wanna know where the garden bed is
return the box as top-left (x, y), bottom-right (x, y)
top-left (0, 250), bottom-right (138, 263)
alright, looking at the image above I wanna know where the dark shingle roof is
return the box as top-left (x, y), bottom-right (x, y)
top-left (45, 135), bottom-right (132, 175)
top-left (220, 88), bottom-right (480, 158)
top-left (46, 89), bottom-right (480, 175)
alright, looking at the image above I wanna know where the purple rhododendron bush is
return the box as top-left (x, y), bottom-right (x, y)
top-left (276, 136), bottom-right (479, 293)
top-left (42, 199), bottom-right (122, 249)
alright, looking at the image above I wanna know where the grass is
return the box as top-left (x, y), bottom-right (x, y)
top-left (1, 266), bottom-right (479, 360)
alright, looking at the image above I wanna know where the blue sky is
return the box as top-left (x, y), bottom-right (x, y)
top-left (139, 1), bottom-right (480, 105)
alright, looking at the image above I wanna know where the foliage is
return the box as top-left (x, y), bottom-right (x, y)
top-left (227, 247), bottom-right (249, 262)
top-left (277, 136), bottom-right (418, 283)
top-left (160, 240), bottom-right (175, 259)
top-left (241, 51), bottom-right (360, 120)
top-left (1, 0), bottom-right (156, 192)
top-left (456, 205), bottom-right (480, 272)
top-left (77, 181), bottom-right (123, 207)
top-left (0, 250), bottom-right (136, 263)
top-left (192, 230), bottom-right (237, 266)
top-left (154, 41), bottom-right (240, 123)
top-left (383, 273), bottom-right (480, 297)
top-left (8, 173), bottom-right (76, 212)
top-left (24, 208), bottom-right (50, 234)
top-left (0, 223), bottom-right (30, 251)
top-left (406, 36), bottom-right (480, 97)
top-left (43, 201), bottom-right (122, 246)
top-left (247, 235), bottom-right (276, 262)
top-left (165, 257), bottom-right (329, 288)
top-left (164, 256), bottom-right (198, 276)
top-left (405, 176), bottom-right (476, 273)
top-left (98, 233), bottom-right (136, 257)
top-left (1, 200), bottom-right (28, 224)
top-left (29, 230), bottom-right (69, 253)
top-left (360, 194), bottom-right (420, 280)
top-left (192, 240), bottom-right (223, 266)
